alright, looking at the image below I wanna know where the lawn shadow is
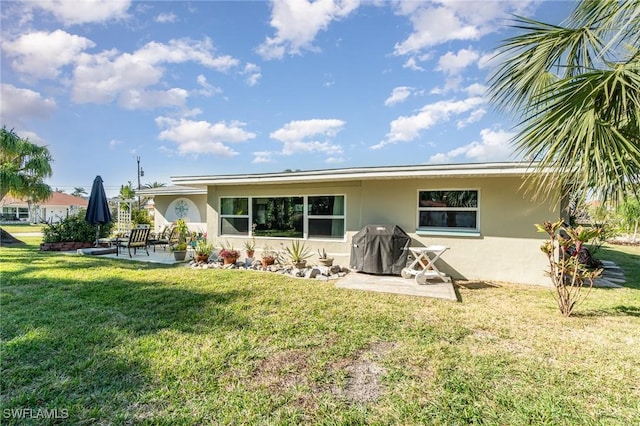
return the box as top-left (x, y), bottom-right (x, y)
top-left (1, 264), bottom-right (252, 423)
top-left (456, 281), bottom-right (501, 290)
top-left (574, 305), bottom-right (640, 318)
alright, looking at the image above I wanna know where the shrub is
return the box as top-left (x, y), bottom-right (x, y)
top-left (43, 211), bottom-right (114, 243)
top-left (536, 220), bottom-right (603, 317)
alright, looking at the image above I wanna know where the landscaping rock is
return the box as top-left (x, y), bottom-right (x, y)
top-left (187, 259), bottom-right (350, 281)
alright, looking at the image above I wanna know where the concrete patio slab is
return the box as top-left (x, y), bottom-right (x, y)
top-left (335, 272), bottom-right (458, 301)
top-left (71, 247), bottom-right (184, 265)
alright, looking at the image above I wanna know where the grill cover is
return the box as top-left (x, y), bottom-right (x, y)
top-left (350, 225), bottom-right (410, 275)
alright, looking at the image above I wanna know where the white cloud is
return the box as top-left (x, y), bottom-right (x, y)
top-left (2, 30), bottom-right (95, 80)
top-left (71, 38), bottom-right (239, 106)
top-left (109, 139), bottom-right (124, 149)
top-left (456, 108), bottom-right (486, 128)
top-left (0, 84), bottom-right (56, 125)
top-left (119, 88), bottom-right (188, 110)
top-left (242, 63), bottom-right (262, 86)
top-left (384, 86), bottom-right (413, 106)
top-left (464, 83), bottom-right (487, 97)
top-left (155, 12), bottom-right (177, 23)
top-left (373, 97), bottom-right (485, 149)
top-left (257, 0), bottom-right (361, 60)
top-left (428, 128), bottom-right (516, 163)
top-left (270, 118), bottom-right (345, 156)
top-left (28, 0), bottom-right (131, 25)
top-left (252, 151), bottom-right (274, 164)
top-left (195, 75), bottom-right (223, 97)
top-left (16, 130), bottom-right (46, 145)
top-left (402, 57), bottom-right (424, 71)
top-left (436, 48), bottom-right (480, 75)
top-left (393, 1), bottom-right (536, 56)
top-left (156, 117), bottom-right (256, 157)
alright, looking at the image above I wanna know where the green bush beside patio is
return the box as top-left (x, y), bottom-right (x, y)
top-left (1, 239), bottom-right (639, 424)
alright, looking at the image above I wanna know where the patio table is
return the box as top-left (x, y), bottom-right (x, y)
top-left (401, 246), bottom-right (451, 284)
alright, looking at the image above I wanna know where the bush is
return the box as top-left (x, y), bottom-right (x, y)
top-left (131, 208), bottom-right (152, 226)
top-left (43, 211), bottom-right (114, 243)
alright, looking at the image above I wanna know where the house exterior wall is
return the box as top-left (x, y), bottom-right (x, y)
top-left (202, 175), bottom-right (560, 286)
top-left (153, 194), bottom-right (207, 234)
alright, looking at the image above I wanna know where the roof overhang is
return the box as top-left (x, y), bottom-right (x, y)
top-left (136, 185), bottom-right (207, 197)
top-left (170, 162), bottom-right (552, 187)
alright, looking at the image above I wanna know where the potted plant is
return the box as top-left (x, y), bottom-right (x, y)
top-left (194, 240), bottom-right (213, 263)
top-left (171, 218), bottom-right (189, 261)
top-left (260, 245), bottom-right (276, 268)
top-left (284, 239), bottom-right (312, 268)
top-left (243, 237), bottom-right (256, 259)
top-left (219, 241), bottom-right (240, 265)
top-left (317, 248), bottom-right (334, 267)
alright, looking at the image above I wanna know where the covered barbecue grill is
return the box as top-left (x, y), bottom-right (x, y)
top-left (350, 225), bottom-right (411, 275)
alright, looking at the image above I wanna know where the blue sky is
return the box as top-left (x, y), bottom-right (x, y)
top-left (1, 0), bottom-right (573, 196)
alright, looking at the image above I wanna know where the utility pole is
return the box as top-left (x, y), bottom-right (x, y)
top-left (136, 156), bottom-right (144, 209)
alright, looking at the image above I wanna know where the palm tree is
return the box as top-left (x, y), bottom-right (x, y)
top-left (143, 181), bottom-right (166, 189)
top-left (0, 127), bottom-right (53, 244)
top-left (72, 187), bottom-right (88, 198)
top-left (489, 0), bottom-right (640, 203)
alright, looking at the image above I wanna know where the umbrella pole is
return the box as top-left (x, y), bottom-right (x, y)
top-left (95, 224), bottom-right (100, 247)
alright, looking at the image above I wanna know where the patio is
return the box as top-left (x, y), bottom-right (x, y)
top-left (76, 246), bottom-right (459, 300)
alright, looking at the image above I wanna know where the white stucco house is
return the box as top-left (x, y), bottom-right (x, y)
top-left (139, 162), bottom-right (565, 286)
top-left (0, 192), bottom-right (89, 224)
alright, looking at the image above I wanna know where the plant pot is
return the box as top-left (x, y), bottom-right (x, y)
top-left (261, 257), bottom-right (275, 268)
top-left (293, 260), bottom-right (307, 269)
top-left (223, 256), bottom-right (237, 265)
top-left (173, 250), bottom-right (187, 261)
top-left (318, 258), bottom-right (334, 267)
top-left (246, 250), bottom-right (255, 259)
top-left (195, 254), bottom-right (209, 263)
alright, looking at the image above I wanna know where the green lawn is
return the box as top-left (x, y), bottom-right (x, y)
top-left (1, 224), bottom-right (45, 234)
top-left (1, 239), bottom-right (639, 425)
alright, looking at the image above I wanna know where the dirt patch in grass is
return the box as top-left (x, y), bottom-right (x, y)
top-left (253, 349), bottom-right (310, 392)
top-left (331, 342), bottom-right (396, 404)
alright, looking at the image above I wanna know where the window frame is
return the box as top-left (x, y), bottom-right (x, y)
top-left (416, 189), bottom-right (480, 236)
top-left (219, 197), bottom-right (250, 236)
top-left (218, 194), bottom-right (346, 241)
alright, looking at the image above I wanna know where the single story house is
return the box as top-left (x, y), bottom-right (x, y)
top-left (139, 162), bottom-right (566, 286)
top-left (0, 192), bottom-right (89, 224)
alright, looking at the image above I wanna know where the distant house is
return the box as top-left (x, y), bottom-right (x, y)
top-left (139, 162), bottom-right (565, 286)
top-left (0, 192), bottom-right (89, 224)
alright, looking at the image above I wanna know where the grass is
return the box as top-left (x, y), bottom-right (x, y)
top-left (1, 239), bottom-right (639, 425)
top-left (1, 224), bottom-right (46, 234)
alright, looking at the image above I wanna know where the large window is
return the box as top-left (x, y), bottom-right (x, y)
top-left (418, 190), bottom-right (478, 231)
top-left (252, 197), bottom-right (304, 238)
top-left (219, 195), bottom-right (345, 239)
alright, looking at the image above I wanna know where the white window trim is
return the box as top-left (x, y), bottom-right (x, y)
top-left (416, 189), bottom-right (480, 236)
top-left (219, 197), bottom-right (250, 236)
top-left (219, 194), bottom-right (347, 241)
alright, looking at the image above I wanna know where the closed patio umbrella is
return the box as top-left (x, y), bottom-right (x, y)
top-left (85, 176), bottom-right (112, 246)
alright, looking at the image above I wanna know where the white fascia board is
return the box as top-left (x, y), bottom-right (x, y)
top-left (136, 185), bottom-right (207, 196)
top-left (170, 162), bottom-right (553, 187)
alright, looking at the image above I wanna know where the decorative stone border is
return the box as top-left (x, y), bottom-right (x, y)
top-left (188, 258), bottom-right (349, 280)
top-left (40, 242), bottom-right (94, 251)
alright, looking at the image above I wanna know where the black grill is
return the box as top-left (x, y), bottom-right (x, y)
top-left (349, 225), bottom-right (410, 275)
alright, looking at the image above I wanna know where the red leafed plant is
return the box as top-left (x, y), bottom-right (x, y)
top-left (536, 219), bottom-right (603, 317)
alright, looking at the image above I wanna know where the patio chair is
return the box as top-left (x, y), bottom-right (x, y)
top-left (117, 225), bottom-right (151, 257)
top-left (148, 225), bottom-right (177, 252)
